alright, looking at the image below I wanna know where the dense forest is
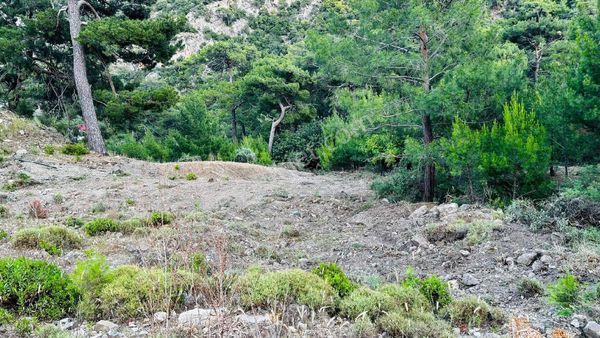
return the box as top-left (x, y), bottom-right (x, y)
top-left (1, 0), bottom-right (599, 204)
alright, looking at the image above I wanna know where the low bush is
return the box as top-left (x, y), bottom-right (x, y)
top-left (518, 278), bottom-right (545, 298)
top-left (43, 144), bottom-right (56, 155)
top-left (312, 263), bottom-right (357, 298)
top-left (0, 229), bottom-right (8, 240)
top-left (234, 147), bottom-right (257, 164)
top-left (120, 218), bottom-right (146, 234)
top-left (71, 253), bottom-right (195, 320)
top-left (12, 226), bottom-right (83, 255)
top-left (237, 268), bottom-right (339, 310)
top-left (0, 308), bottom-right (14, 325)
top-left (147, 211), bottom-right (174, 226)
top-left (466, 220), bottom-right (503, 245)
top-left (378, 311), bottom-right (454, 338)
top-left (339, 287), bottom-right (394, 320)
top-left (351, 316), bottom-right (377, 338)
top-left (0, 204), bottom-right (8, 218)
top-left (64, 216), bottom-right (84, 228)
top-left (190, 251), bottom-right (211, 275)
top-left (84, 218), bottom-right (120, 236)
top-left (400, 269), bottom-right (452, 310)
top-left (548, 274), bottom-right (580, 316)
top-left (14, 317), bottom-right (37, 335)
top-left (444, 296), bottom-right (505, 329)
top-left (0, 257), bottom-right (79, 319)
top-left (61, 143), bottom-right (89, 156)
top-left (186, 172), bottom-right (198, 181)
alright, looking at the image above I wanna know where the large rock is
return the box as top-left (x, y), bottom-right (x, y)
top-left (584, 321), bottom-right (600, 338)
top-left (237, 314), bottom-right (271, 325)
top-left (94, 320), bottom-right (119, 332)
top-left (436, 203), bottom-right (459, 216)
top-left (410, 205), bottom-right (430, 219)
top-left (178, 308), bottom-right (218, 327)
top-left (517, 252), bottom-right (539, 266)
top-left (462, 273), bottom-right (481, 287)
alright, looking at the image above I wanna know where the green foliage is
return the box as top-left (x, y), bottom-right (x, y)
top-left (61, 143), bottom-right (89, 156)
top-left (444, 96), bottom-right (552, 202)
top-left (84, 218), bottom-right (120, 236)
top-left (351, 316), bottom-right (377, 338)
top-left (0, 229), bottom-right (8, 241)
top-left (378, 311), bottom-right (454, 338)
top-left (64, 216), bottom-right (84, 228)
top-left (12, 226), bottom-right (83, 255)
top-left (43, 145), bottom-right (55, 155)
top-left (14, 317), bottom-right (37, 335)
top-left (71, 253), bottom-right (195, 320)
top-left (311, 263), bottom-right (357, 297)
top-left (0, 308), bottom-right (14, 325)
top-left (186, 172), bottom-right (198, 181)
top-left (562, 165), bottom-right (600, 202)
top-left (444, 296), bottom-right (505, 328)
top-left (234, 148), bottom-right (257, 164)
top-left (0, 257), bottom-right (79, 320)
top-left (147, 211), bottom-right (174, 226)
top-left (339, 284), bottom-right (431, 320)
top-left (239, 136), bottom-right (272, 165)
top-left (518, 278), bottom-right (545, 298)
top-left (0, 204), bottom-right (8, 218)
top-left (237, 268), bottom-right (339, 310)
top-left (547, 274), bottom-right (580, 315)
top-left (190, 252), bottom-right (211, 275)
top-left (400, 269), bottom-right (452, 310)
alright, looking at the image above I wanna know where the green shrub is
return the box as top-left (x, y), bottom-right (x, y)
top-left (43, 145), bottom-right (56, 155)
top-left (351, 316), bottom-right (377, 338)
top-left (0, 257), bottom-right (79, 319)
top-left (505, 199), bottom-right (551, 231)
top-left (378, 311), bottom-right (454, 338)
top-left (64, 216), bottom-right (84, 228)
top-left (419, 275), bottom-right (453, 310)
top-left (548, 274), bottom-right (580, 315)
top-left (12, 226), bottom-right (83, 255)
top-left (372, 162), bottom-right (423, 203)
top-left (339, 284), bottom-right (429, 320)
top-left (466, 220), bottom-right (503, 245)
top-left (234, 147), bottom-right (257, 164)
top-left (0, 204), bottom-right (8, 218)
top-left (0, 308), bottom-right (14, 325)
top-left (90, 202), bottom-right (107, 214)
top-left (518, 278), bottom-right (545, 298)
top-left (120, 218), bottom-right (146, 234)
top-left (34, 323), bottom-right (71, 338)
top-left (190, 252), bottom-right (211, 275)
top-left (312, 263), bottom-right (357, 298)
top-left (237, 268), bottom-right (339, 310)
top-left (239, 136), bottom-right (272, 165)
top-left (84, 218), bottom-right (120, 236)
top-left (53, 193), bottom-right (64, 204)
top-left (71, 253), bottom-right (195, 320)
top-left (147, 211), bottom-right (174, 226)
top-left (186, 172), bottom-right (198, 181)
top-left (444, 296), bottom-right (504, 328)
top-left (0, 229), bottom-right (7, 241)
top-left (562, 165), bottom-right (600, 202)
top-left (61, 143), bottom-right (89, 156)
top-left (14, 317), bottom-right (38, 335)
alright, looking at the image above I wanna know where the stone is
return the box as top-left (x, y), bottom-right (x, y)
top-left (436, 203), bottom-right (459, 216)
top-left (584, 321), bottom-right (600, 338)
top-left (178, 308), bottom-right (216, 327)
top-left (540, 255), bottom-right (553, 264)
top-left (95, 320), bottom-right (119, 332)
top-left (16, 149), bottom-right (27, 156)
top-left (462, 273), bottom-right (480, 286)
top-left (411, 233), bottom-right (431, 248)
top-left (410, 205), bottom-right (429, 219)
top-left (517, 252), bottom-right (539, 266)
top-left (236, 314), bottom-right (271, 325)
top-left (571, 318), bottom-right (580, 328)
top-left (482, 334), bottom-right (501, 338)
top-left (55, 318), bottom-right (75, 330)
top-left (460, 250), bottom-right (470, 256)
top-left (153, 312), bottom-right (168, 323)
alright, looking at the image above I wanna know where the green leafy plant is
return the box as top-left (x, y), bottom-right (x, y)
top-left (0, 257), bottom-right (79, 319)
top-left (84, 218), bottom-right (120, 236)
top-left (12, 226), bottom-right (83, 255)
top-left (547, 274), bottom-right (580, 316)
top-left (43, 145), bottom-right (55, 155)
top-left (444, 296), bottom-right (505, 329)
top-left (0, 204), bottom-right (8, 218)
top-left (518, 278), bottom-right (545, 298)
top-left (61, 143), bottom-right (89, 156)
top-left (0, 229), bottom-right (8, 240)
top-left (147, 211), bottom-right (174, 226)
top-left (311, 263), bottom-right (357, 297)
top-left (186, 172), bottom-right (198, 181)
top-left (14, 317), bottom-right (38, 335)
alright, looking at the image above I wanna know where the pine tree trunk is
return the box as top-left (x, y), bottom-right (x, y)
top-left (68, 0), bottom-right (107, 155)
top-left (268, 102), bottom-right (289, 154)
top-left (419, 27), bottom-right (435, 202)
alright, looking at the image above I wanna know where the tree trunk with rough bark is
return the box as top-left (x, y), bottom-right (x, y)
top-left (419, 26), bottom-right (435, 202)
top-left (268, 102), bottom-right (290, 154)
top-left (68, 0), bottom-right (107, 154)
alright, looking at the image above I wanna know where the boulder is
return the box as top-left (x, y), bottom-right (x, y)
top-left (178, 308), bottom-right (218, 327)
top-left (462, 273), bottom-right (481, 287)
top-left (94, 320), bottom-right (119, 332)
top-left (517, 252), bottom-right (539, 266)
top-left (584, 321), bottom-right (600, 338)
